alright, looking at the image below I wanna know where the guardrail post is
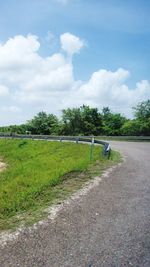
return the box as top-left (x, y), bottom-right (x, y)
top-left (76, 138), bottom-right (79, 144)
top-left (90, 137), bottom-right (94, 161)
top-left (103, 143), bottom-right (111, 158)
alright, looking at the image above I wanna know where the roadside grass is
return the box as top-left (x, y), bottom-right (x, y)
top-left (0, 139), bottom-right (121, 230)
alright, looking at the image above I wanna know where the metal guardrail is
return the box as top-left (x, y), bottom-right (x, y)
top-left (97, 135), bottom-right (150, 141)
top-left (0, 133), bottom-right (111, 157)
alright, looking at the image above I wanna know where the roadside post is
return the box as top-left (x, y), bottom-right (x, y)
top-left (90, 136), bottom-right (94, 161)
top-left (104, 143), bottom-right (111, 158)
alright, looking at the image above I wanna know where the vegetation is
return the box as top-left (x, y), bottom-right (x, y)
top-left (27, 112), bottom-right (60, 135)
top-left (61, 105), bottom-right (103, 135)
top-left (0, 139), bottom-right (121, 230)
top-left (0, 100), bottom-right (150, 136)
top-left (102, 107), bottom-right (127, 135)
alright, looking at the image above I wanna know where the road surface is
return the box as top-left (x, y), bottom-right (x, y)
top-left (0, 141), bottom-right (150, 267)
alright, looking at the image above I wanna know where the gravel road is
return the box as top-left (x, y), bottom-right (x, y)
top-left (0, 141), bottom-right (150, 267)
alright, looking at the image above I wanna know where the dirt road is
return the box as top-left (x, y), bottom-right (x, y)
top-left (0, 142), bottom-right (150, 267)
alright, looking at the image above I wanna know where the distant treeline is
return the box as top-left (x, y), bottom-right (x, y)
top-left (0, 100), bottom-right (150, 136)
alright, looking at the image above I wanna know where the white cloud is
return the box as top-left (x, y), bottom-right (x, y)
top-left (60, 68), bottom-right (150, 118)
top-left (0, 32), bottom-right (149, 125)
top-left (0, 85), bottom-right (9, 96)
top-left (78, 68), bottom-right (130, 99)
top-left (60, 32), bottom-right (85, 55)
top-left (68, 69), bottom-right (150, 116)
top-left (0, 35), bottom-right (40, 70)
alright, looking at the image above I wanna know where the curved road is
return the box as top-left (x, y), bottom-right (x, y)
top-left (0, 142), bottom-right (150, 267)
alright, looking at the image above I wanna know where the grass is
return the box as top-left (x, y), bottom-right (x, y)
top-left (0, 139), bottom-right (121, 230)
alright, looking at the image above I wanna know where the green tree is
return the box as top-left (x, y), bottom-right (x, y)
top-left (61, 107), bottom-right (82, 135)
top-left (102, 107), bottom-right (127, 135)
top-left (61, 105), bottom-right (103, 136)
top-left (0, 124), bottom-right (28, 134)
top-left (27, 111), bottom-right (60, 135)
top-left (133, 100), bottom-right (150, 135)
top-left (121, 120), bottom-right (140, 136)
top-left (80, 105), bottom-right (103, 135)
top-left (133, 100), bottom-right (150, 120)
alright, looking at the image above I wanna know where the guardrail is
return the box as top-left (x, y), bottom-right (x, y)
top-left (97, 135), bottom-right (150, 141)
top-left (0, 133), bottom-right (111, 158)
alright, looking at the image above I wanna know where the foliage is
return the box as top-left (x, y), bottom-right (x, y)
top-left (61, 107), bottom-right (82, 135)
top-left (121, 120), bottom-right (141, 135)
top-left (102, 107), bottom-right (127, 135)
top-left (61, 105), bottom-right (103, 135)
top-left (81, 105), bottom-right (103, 135)
top-left (0, 100), bottom-right (150, 136)
top-left (0, 124), bottom-right (28, 134)
top-left (27, 111), bottom-right (60, 135)
top-left (132, 100), bottom-right (150, 135)
top-left (133, 99), bottom-right (150, 120)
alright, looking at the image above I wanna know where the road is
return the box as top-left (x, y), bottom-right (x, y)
top-left (0, 142), bottom-right (150, 267)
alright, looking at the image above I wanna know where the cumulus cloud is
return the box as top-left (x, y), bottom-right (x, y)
top-left (78, 68), bottom-right (130, 100)
top-left (60, 32), bottom-right (85, 55)
top-left (73, 69), bottom-right (150, 116)
top-left (0, 32), bottom-right (149, 124)
top-left (0, 34), bottom-right (74, 102)
top-left (0, 35), bottom-right (40, 70)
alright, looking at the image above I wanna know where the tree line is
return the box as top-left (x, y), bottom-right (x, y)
top-left (0, 100), bottom-right (150, 136)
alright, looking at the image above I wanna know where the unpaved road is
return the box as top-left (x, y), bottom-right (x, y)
top-left (0, 142), bottom-right (150, 267)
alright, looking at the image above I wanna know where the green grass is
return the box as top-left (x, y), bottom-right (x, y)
top-left (0, 139), bottom-right (121, 230)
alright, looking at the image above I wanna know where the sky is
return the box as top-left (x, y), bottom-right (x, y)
top-left (0, 0), bottom-right (150, 125)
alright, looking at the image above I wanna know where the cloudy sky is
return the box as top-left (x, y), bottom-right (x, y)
top-left (0, 0), bottom-right (150, 125)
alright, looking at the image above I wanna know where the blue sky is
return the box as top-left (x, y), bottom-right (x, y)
top-left (0, 0), bottom-right (150, 124)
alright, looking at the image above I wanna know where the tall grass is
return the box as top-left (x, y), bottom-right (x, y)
top-left (0, 139), bottom-right (102, 221)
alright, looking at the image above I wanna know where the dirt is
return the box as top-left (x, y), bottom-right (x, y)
top-left (0, 161), bottom-right (6, 172)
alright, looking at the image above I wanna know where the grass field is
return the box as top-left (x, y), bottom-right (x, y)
top-left (0, 139), bottom-right (121, 230)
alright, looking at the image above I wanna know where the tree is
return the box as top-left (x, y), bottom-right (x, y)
top-left (133, 100), bottom-right (150, 121)
top-left (80, 105), bottom-right (103, 135)
top-left (61, 105), bottom-right (103, 136)
top-left (102, 107), bottom-right (127, 135)
top-left (27, 111), bottom-right (60, 135)
top-left (0, 124), bottom-right (28, 134)
top-left (61, 107), bottom-right (82, 135)
top-left (121, 120), bottom-right (141, 136)
top-left (102, 107), bottom-right (111, 118)
top-left (133, 100), bottom-right (150, 135)
top-left (1, 101), bottom-right (149, 136)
